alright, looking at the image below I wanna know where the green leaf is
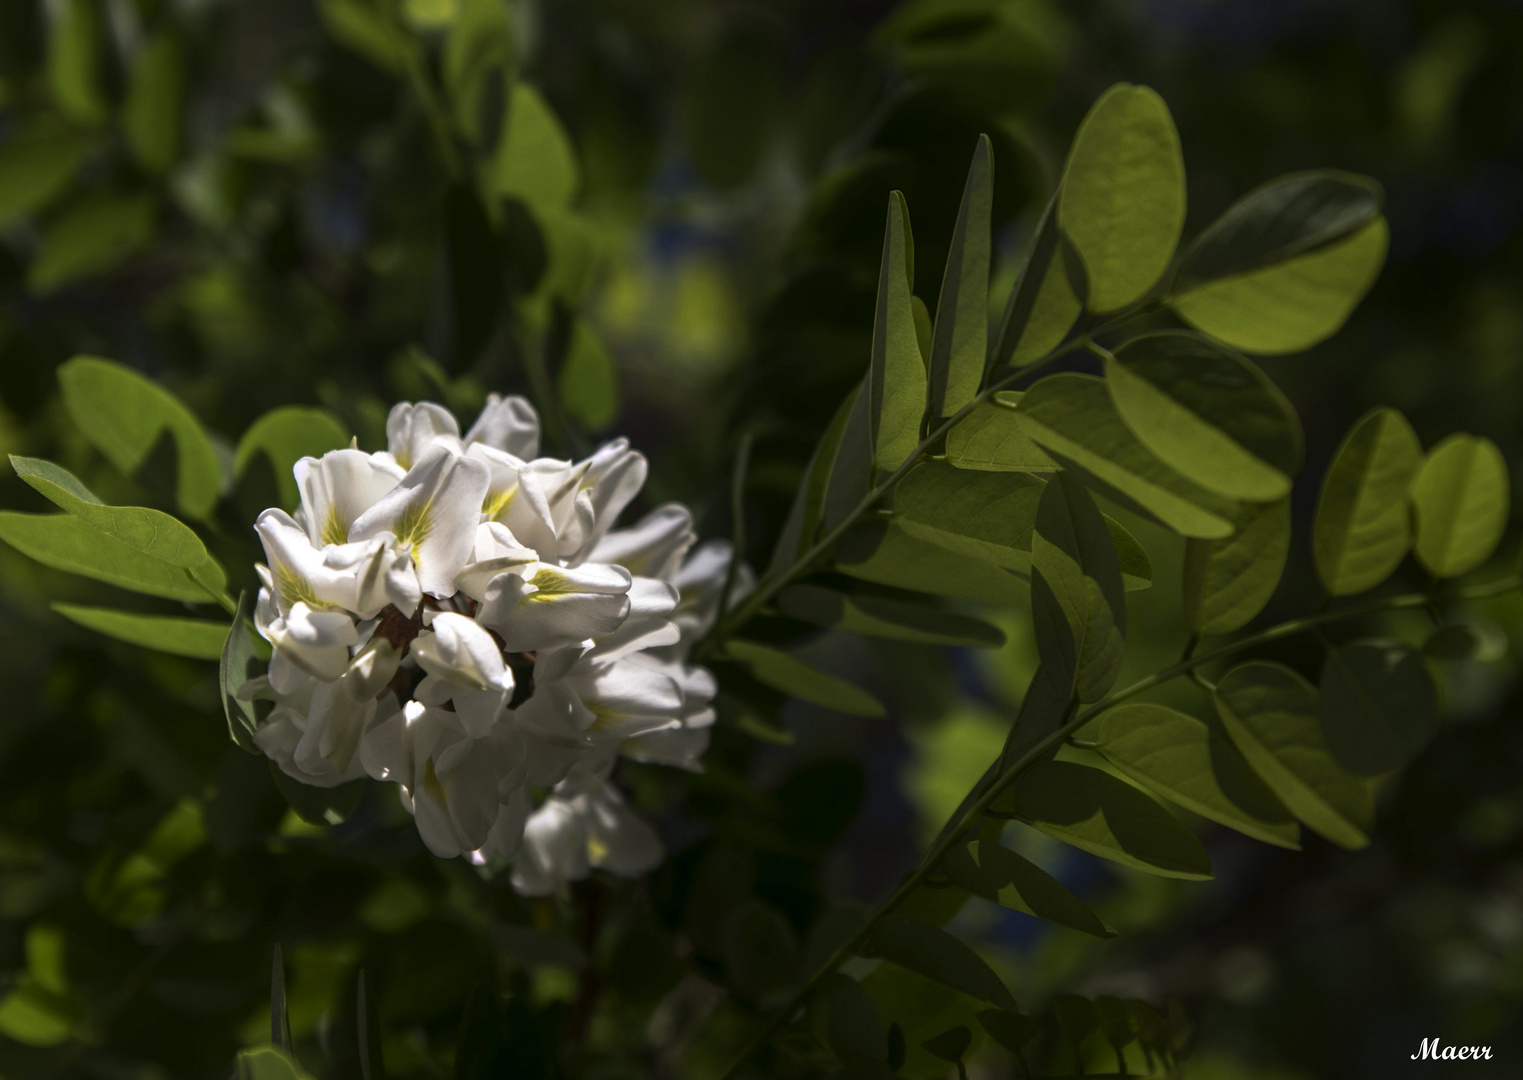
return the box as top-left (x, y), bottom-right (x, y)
top-left (47, 0), bottom-right (108, 127)
top-left (1176, 171), bottom-right (1383, 283)
top-left (558, 319), bottom-right (620, 431)
top-left (1030, 569), bottom-right (1079, 696)
top-left (316, 0), bottom-right (417, 74)
top-left (59, 356), bottom-right (224, 521)
top-left (945, 394), bottom-right (1058, 473)
top-left (928, 135), bottom-right (993, 418)
top-left (1106, 332), bottom-right (1301, 501)
top-left (922, 1026), bottom-right (972, 1064)
top-left (835, 521), bottom-right (1030, 606)
top-left (0, 512), bottom-right (215, 603)
top-left (1096, 703), bottom-right (1300, 848)
top-left (29, 192), bottom-right (156, 294)
top-left (820, 974), bottom-right (892, 1079)
top-left (893, 460), bottom-right (1045, 571)
top-left (1106, 515), bottom-right (1153, 592)
top-left (123, 31), bottom-right (185, 174)
top-left (823, 381), bottom-right (875, 535)
top-left (768, 389), bottom-right (856, 580)
top-left (861, 913), bottom-right (1017, 1009)
top-left (1424, 621), bottom-right (1507, 663)
top-left (235, 1047), bottom-right (315, 1080)
top-left (0, 120), bottom-right (92, 228)
top-left (1409, 433), bottom-right (1509, 578)
top-left (1058, 84), bottom-right (1185, 313)
top-left (1181, 499), bottom-right (1289, 636)
top-left (1031, 472), bottom-right (1126, 702)
top-left (493, 84), bottom-right (580, 210)
top-left (1312, 407), bottom-right (1422, 596)
top-left (992, 193), bottom-right (1082, 369)
top-left (977, 1009), bottom-right (1039, 1059)
top-left (1213, 661), bottom-right (1373, 850)
top-left (943, 840), bottom-right (1115, 937)
top-left (990, 760), bottom-right (1213, 879)
top-left (869, 192), bottom-right (927, 469)
top-left (444, 0), bottom-right (514, 145)
top-left (725, 640), bottom-right (885, 717)
top-left (222, 591), bottom-right (263, 755)
top-left (52, 604), bottom-right (228, 660)
top-left (1172, 217), bottom-right (1388, 355)
top-left (1319, 640), bottom-right (1438, 776)
top-left (0, 979), bottom-right (74, 1047)
top-left (269, 764), bottom-right (366, 826)
top-left (1016, 373), bottom-right (1236, 539)
top-left (777, 582), bottom-right (1005, 648)
top-left (233, 407), bottom-right (351, 511)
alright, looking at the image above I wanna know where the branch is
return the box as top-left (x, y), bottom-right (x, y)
top-left (716, 572), bottom-right (1522, 1078)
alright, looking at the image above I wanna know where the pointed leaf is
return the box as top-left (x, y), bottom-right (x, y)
top-left (978, 1009), bottom-right (1039, 1058)
top-left (52, 604), bottom-right (228, 660)
top-left (1213, 661), bottom-right (1373, 849)
top-left (1016, 374), bottom-right (1237, 539)
top-left (1096, 703), bottom-right (1299, 848)
top-left (1312, 407), bottom-right (1422, 596)
top-left (820, 974), bottom-right (892, 1080)
top-left (1182, 499), bottom-right (1290, 635)
top-left (928, 136), bottom-right (993, 418)
top-left (1409, 434), bottom-right (1509, 578)
top-left (894, 460), bottom-right (1045, 570)
top-left (861, 913), bottom-right (1017, 1009)
top-left (1319, 640), bottom-right (1438, 776)
top-left (1105, 515), bottom-right (1153, 592)
top-left (992, 193), bottom-right (1081, 369)
top-left (869, 192), bottom-right (927, 469)
top-left (1107, 332), bottom-right (1301, 501)
top-left (922, 1026), bottom-right (972, 1064)
top-left (946, 394), bottom-right (1058, 473)
top-left (823, 381), bottom-right (874, 534)
top-left (0, 512), bottom-right (213, 603)
top-left (777, 583), bottom-right (1004, 648)
top-left (944, 841), bottom-right (1114, 937)
top-left (768, 389), bottom-right (858, 580)
top-left (835, 521), bottom-right (1029, 606)
top-left (991, 760), bottom-right (1213, 878)
top-left (725, 640), bottom-right (884, 717)
top-left (59, 357), bottom-right (224, 520)
top-left (234, 408), bottom-right (352, 511)
top-left (1058, 84), bottom-right (1185, 313)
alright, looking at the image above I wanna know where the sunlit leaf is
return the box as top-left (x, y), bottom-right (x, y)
top-left (835, 520), bottom-right (1030, 606)
top-left (861, 913), bottom-right (1017, 1009)
top-left (0, 512), bottom-right (215, 603)
top-left (46, 0), bottom-right (108, 127)
top-left (123, 31), bottom-right (185, 174)
top-left (1319, 640), bottom-right (1438, 776)
top-left (992, 193), bottom-right (1081, 368)
top-left (928, 136), bottom-right (992, 417)
top-left (59, 356), bottom-right (224, 520)
top-left (233, 407), bottom-right (351, 511)
top-left (945, 394), bottom-right (1057, 473)
top-left (1016, 374), bottom-right (1236, 539)
top-left (943, 840), bottom-right (1114, 937)
top-left (1409, 433), bottom-right (1509, 578)
top-left (493, 83), bottom-right (580, 210)
top-left (990, 760), bottom-right (1213, 879)
top-left (1106, 332), bottom-right (1301, 501)
top-left (1182, 499), bottom-right (1290, 635)
top-left (1213, 661), bottom-right (1373, 849)
top-left (777, 582), bottom-right (1005, 647)
top-left (725, 640), bottom-right (885, 717)
top-left (29, 192), bottom-right (157, 294)
top-left (1096, 703), bottom-right (1299, 848)
top-left (52, 604), bottom-right (228, 659)
top-left (1058, 84), bottom-right (1185, 313)
top-left (1312, 407), bottom-right (1422, 596)
top-left (868, 192), bottom-right (927, 469)
top-left (894, 460), bottom-right (1045, 570)
top-left (558, 319), bottom-right (620, 431)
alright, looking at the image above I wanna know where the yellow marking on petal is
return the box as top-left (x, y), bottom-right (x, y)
top-left (422, 757), bottom-right (447, 802)
top-left (483, 483), bottom-right (519, 521)
top-left (393, 498), bottom-right (434, 550)
top-left (320, 505), bottom-right (348, 547)
top-left (275, 563), bottom-right (325, 610)
top-left (587, 835), bottom-right (609, 863)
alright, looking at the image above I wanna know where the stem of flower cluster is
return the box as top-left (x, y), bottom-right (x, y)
top-left (715, 573), bottom-right (1523, 1078)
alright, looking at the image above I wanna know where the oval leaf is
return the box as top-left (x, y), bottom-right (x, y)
top-left (943, 841), bottom-right (1114, 937)
top-left (777, 583), bottom-right (1005, 648)
top-left (1096, 703), bottom-right (1299, 848)
top-left (1409, 433), bottom-right (1509, 579)
top-left (234, 407), bottom-right (352, 511)
top-left (0, 511), bottom-right (213, 603)
top-left (1319, 640), bottom-right (1438, 776)
top-left (725, 640), bottom-right (884, 717)
top-left (1313, 407), bottom-right (1422, 596)
top-left (894, 461), bottom-right (1045, 571)
top-left (52, 604), bottom-right (228, 660)
top-left (1213, 661), bottom-right (1373, 849)
top-left (1107, 332), bottom-right (1301, 501)
top-left (1182, 499), bottom-right (1290, 635)
top-left (946, 394), bottom-right (1058, 473)
top-left (1058, 84), bottom-right (1185, 313)
top-left (835, 521), bottom-right (1030, 606)
top-left (990, 760), bottom-right (1214, 879)
top-left (992, 194), bottom-right (1082, 369)
top-left (860, 913), bottom-right (1017, 1009)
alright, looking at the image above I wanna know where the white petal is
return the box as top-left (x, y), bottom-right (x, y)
top-left (411, 612), bottom-right (513, 692)
top-left (478, 563), bottom-right (632, 652)
top-left (341, 637), bottom-right (402, 701)
top-left (584, 785), bottom-right (663, 875)
top-left (387, 401), bottom-right (461, 470)
top-left (294, 449), bottom-right (405, 547)
top-left (588, 504), bottom-right (696, 581)
top-left (620, 726), bottom-right (711, 772)
top-left (455, 521), bottom-right (537, 601)
top-left (464, 393), bottom-right (540, 459)
top-left (254, 509), bottom-right (362, 613)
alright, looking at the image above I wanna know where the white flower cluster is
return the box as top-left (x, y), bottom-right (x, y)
top-left (238, 395), bottom-right (744, 895)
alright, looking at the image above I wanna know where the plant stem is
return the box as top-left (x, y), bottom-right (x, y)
top-left (715, 573), bottom-right (1522, 1078)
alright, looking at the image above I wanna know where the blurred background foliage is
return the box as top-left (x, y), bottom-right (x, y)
top-left (0, 0), bottom-right (1520, 1076)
